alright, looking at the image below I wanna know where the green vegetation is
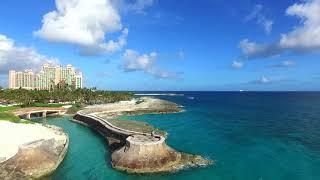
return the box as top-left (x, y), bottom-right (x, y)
top-left (0, 87), bottom-right (134, 122)
top-left (0, 112), bottom-right (20, 122)
top-left (66, 104), bottom-right (83, 114)
top-left (0, 106), bottom-right (20, 112)
top-left (0, 112), bottom-right (34, 124)
top-left (107, 118), bottom-right (167, 137)
top-left (25, 103), bottom-right (64, 108)
top-left (0, 105), bottom-right (22, 123)
top-left (0, 88), bottom-right (134, 106)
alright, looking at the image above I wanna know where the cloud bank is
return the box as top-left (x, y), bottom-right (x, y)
top-left (34, 0), bottom-right (137, 55)
top-left (122, 49), bottom-right (177, 79)
top-left (245, 4), bottom-right (273, 34)
top-left (0, 34), bottom-right (58, 74)
top-left (240, 0), bottom-right (320, 59)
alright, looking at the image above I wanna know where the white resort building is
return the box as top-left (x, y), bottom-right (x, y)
top-left (8, 64), bottom-right (83, 90)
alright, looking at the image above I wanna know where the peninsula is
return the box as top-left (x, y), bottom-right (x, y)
top-left (73, 97), bottom-right (213, 173)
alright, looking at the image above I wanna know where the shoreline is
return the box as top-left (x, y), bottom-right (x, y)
top-left (0, 96), bottom-right (211, 177)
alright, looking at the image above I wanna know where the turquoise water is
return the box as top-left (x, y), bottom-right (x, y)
top-left (42, 92), bottom-right (320, 180)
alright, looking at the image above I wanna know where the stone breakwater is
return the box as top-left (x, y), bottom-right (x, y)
top-left (0, 122), bottom-right (69, 180)
top-left (73, 97), bottom-right (213, 173)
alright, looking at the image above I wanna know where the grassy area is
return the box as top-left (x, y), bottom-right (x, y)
top-left (66, 104), bottom-right (83, 114)
top-left (0, 103), bottom-right (64, 112)
top-left (0, 106), bottom-right (20, 113)
top-left (0, 105), bottom-right (36, 124)
top-left (107, 118), bottom-right (167, 137)
top-left (24, 103), bottom-right (64, 108)
top-left (0, 112), bottom-right (20, 123)
top-left (0, 112), bottom-right (34, 124)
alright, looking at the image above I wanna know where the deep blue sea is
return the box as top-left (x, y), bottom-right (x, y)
top-left (43, 92), bottom-right (320, 180)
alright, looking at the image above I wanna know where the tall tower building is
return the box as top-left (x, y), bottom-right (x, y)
top-left (8, 70), bottom-right (16, 89)
top-left (8, 64), bottom-right (83, 90)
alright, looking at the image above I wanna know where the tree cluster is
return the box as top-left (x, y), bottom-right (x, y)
top-left (0, 87), bottom-right (134, 106)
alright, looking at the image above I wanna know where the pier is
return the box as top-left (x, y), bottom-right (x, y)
top-left (73, 111), bottom-right (153, 145)
top-left (73, 111), bottom-right (181, 173)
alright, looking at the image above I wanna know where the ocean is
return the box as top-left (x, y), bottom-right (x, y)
top-left (42, 92), bottom-right (320, 180)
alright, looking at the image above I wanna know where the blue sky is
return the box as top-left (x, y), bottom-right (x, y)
top-left (0, 0), bottom-right (320, 91)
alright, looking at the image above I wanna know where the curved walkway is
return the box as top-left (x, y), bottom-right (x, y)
top-left (75, 111), bottom-right (153, 138)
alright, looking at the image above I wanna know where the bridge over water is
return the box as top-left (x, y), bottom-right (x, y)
top-left (13, 107), bottom-right (67, 119)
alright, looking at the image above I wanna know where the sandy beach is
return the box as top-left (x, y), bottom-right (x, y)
top-left (84, 97), bottom-right (182, 117)
top-left (0, 121), bottom-right (67, 163)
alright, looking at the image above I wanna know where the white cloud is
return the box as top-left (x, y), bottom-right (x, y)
top-left (268, 60), bottom-right (295, 68)
top-left (261, 19), bottom-right (273, 35)
top-left (122, 49), bottom-right (177, 79)
top-left (245, 4), bottom-right (273, 34)
top-left (282, 60), bottom-right (295, 67)
top-left (250, 76), bottom-right (272, 84)
top-left (123, 49), bottom-right (156, 71)
top-left (239, 39), bottom-right (281, 58)
top-left (249, 76), bottom-right (297, 85)
top-left (34, 0), bottom-right (127, 55)
top-left (0, 34), bottom-right (58, 74)
top-left (80, 28), bottom-right (128, 55)
top-left (280, 0), bottom-right (320, 50)
top-left (111, 0), bottom-right (154, 14)
top-left (231, 61), bottom-right (244, 69)
top-left (260, 76), bottom-right (271, 83)
top-left (240, 0), bottom-right (320, 59)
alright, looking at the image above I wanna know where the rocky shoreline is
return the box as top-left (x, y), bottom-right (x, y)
top-left (0, 122), bottom-right (69, 180)
top-left (74, 97), bottom-right (213, 174)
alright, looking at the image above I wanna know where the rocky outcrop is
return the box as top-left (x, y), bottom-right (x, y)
top-left (0, 124), bottom-right (68, 180)
top-left (111, 135), bottom-right (179, 173)
top-left (111, 135), bottom-right (212, 173)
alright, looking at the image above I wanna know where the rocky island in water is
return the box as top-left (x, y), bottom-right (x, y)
top-left (73, 97), bottom-right (213, 173)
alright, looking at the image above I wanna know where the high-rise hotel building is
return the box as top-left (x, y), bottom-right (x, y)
top-left (8, 64), bottom-right (83, 90)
